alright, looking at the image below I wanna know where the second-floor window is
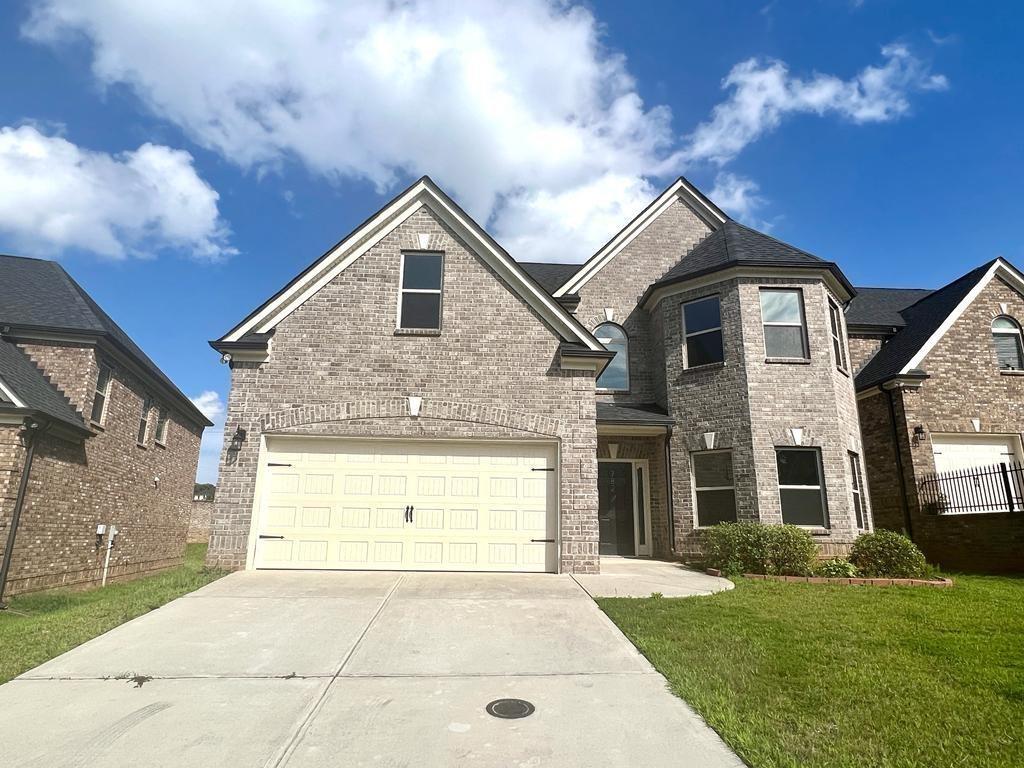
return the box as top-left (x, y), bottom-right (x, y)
top-left (595, 323), bottom-right (629, 391)
top-left (155, 408), bottom-right (169, 445)
top-left (760, 288), bottom-right (808, 359)
top-left (137, 396), bottom-right (151, 445)
top-left (828, 298), bottom-right (848, 371)
top-left (90, 363), bottom-right (113, 424)
top-left (398, 252), bottom-right (443, 330)
top-left (992, 316), bottom-right (1024, 370)
top-left (682, 296), bottom-right (723, 367)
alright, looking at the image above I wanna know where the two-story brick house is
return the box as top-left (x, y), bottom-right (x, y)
top-left (849, 258), bottom-right (1024, 572)
top-left (207, 176), bottom-right (870, 574)
top-left (0, 255), bottom-right (211, 596)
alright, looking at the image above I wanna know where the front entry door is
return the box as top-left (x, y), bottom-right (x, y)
top-left (598, 461), bottom-right (636, 555)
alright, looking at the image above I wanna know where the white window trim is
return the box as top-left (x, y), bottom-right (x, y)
top-left (681, 295), bottom-right (724, 369)
top-left (396, 251), bottom-right (444, 331)
top-left (760, 288), bottom-right (809, 359)
top-left (828, 297), bottom-right (849, 372)
top-left (991, 316), bottom-right (1024, 370)
top-left (594, 323), bottom-right (630, 392)
top-left (776, 447), bottom-right (828, 528)
top-left (692, 449), bottom-right (737, 528)
top-left (0, 376), bottom-right (26, 408)
top-left (91, 363), bottom-right (113, 425)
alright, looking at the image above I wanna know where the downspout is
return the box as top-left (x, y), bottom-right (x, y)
top-left (885, 387), bottom-right (914, 540)
top-left (0, 416), bottom-right (47, 608)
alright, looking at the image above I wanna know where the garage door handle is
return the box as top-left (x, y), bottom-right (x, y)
top-left (259, 535), bottom-right (285, 540)
top-left (532, 467), bottom-right (555, 472)
top-left (267, 462), bottom-right (292, 467)
top-left (531, 538), bottom-right (555, 543)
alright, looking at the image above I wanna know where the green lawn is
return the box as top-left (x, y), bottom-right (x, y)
top-left (0, 543), bottom-right (226, 685)
top-left (600, 575), bottom-right (1024, 768)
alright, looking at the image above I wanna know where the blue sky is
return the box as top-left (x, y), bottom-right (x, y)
top-left (0, 1), bottom-right (1020, 483)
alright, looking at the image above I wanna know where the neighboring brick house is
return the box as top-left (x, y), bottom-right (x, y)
top-left (0, 255), bottom-right (211, 597)
top-left (208, 176), bottom-right (870, 575)
top-left (849, 259), bottom-right (1024, 572)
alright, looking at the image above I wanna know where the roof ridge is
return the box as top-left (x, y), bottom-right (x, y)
top-left (49, 262), bottom-right (102, 330)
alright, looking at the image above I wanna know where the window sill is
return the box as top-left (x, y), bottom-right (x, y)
top-left (155, 441), bottom-right (167, 450)
top-left (596, 388), bottom-right (630, 394)
top-left (682, 361), bottom-right (726, 374)
top-left (998, 369), bottom-right (1024, 376)
top-left (90, 421), bottom-right (105, 432)
top-left (836, 366), bottom-right (851, 378)
top-left (801, 527), bottom-right (831, 536)
top-left (394, 328), bottom-right (441, 337)
top-left (136, 442), bottom-right (147, 450)
top-left (765, 357), bottom-right (811, 365)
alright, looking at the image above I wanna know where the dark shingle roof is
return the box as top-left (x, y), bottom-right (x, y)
top-left (518, 261), bottom-right (581, 294)
top-left (845, 287), bottom-right (934, 328)
top-left (0, 339), bottom-right (88, 432)
top-left (854, 261), bottom-right (996, 391)
top-left (596, 402), bottom-right (674, 427)
top-left (648, 221), bottom-right (854, 298)
top-left (0, 255), bottom-right (211, 427)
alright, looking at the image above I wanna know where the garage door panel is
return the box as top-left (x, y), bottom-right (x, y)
top-left (253, 439), bottom-right (557, 572)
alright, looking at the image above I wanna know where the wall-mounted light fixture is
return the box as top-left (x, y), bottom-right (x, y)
top-left (229, 427), bottom-right (247, 451)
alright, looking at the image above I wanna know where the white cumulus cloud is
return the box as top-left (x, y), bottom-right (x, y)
top-left (0, 124), bottom-right (234, 260)
top-left (190, 390), bottom-right (225, 484)
top-left (682, 43), bottom-right (948, 166)
top-left (24, 2), bottom-right (949, 258)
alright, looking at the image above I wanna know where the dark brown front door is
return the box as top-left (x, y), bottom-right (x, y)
top-left (598, 461), bottom-right (635, 555)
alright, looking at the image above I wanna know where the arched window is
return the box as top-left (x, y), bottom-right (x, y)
top-left (992, 316), bottom-right (1024, 370)
top-left (595, 323), bottom-right (629, 391)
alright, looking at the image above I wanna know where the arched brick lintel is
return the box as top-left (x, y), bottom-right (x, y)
top-left (257, 399), bottom-right (566, 438)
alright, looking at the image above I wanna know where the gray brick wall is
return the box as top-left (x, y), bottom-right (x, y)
top-left (207, 206), bottom-right (600, 573)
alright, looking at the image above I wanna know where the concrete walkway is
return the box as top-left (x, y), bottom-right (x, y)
top-left (575, 557), bottom-right (734, 598)
top-left (1, 570), bottom-right (741, 768)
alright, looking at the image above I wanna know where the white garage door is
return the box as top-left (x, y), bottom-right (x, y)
top-left (253, 438), bottom-right (558, 572)
top-left (931, 434), bottom-right (1023, 473)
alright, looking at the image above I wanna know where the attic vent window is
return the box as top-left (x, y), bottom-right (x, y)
top-left (992, 316), bottom-right (1024, 370)
top-left (398, 252), bottom-right (443, 331)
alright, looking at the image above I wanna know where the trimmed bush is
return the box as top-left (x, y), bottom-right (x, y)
top-left (702, 523), bottom-right (817, 576)
top-left (849, 530), bottom-right (927, 578)
top-left (814, 558), bottom-right (859, 578)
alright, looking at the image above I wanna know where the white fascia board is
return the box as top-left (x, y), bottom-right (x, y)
top-left (900, 259), bottom-right (1023, 374)
top-left (226, 180), bottom-right (603, 352)
top-left (553, 178), bottom-right (727, 298)
top-left (0, 376), bottom-right (26, 408)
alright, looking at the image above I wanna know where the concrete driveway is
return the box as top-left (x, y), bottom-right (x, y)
top-left (1, 570), bottom-right (741, 768)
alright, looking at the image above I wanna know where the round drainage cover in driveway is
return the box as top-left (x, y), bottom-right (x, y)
top-left (486, 699), bottom-right (535, 719)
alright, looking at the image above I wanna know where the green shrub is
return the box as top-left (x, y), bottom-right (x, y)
top-left (849, 530), bottom-right (927, 578)
top-left (814, 558), bottom-right (859, 578)
top-left (702, 523), bottom-right (817, 576)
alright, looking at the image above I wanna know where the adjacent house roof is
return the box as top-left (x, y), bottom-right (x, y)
top-left (0, 338), bottom-right (89, 433)
top-left (643, 220), bottom-right (855, 302)
top-left (845, 287), bottom-right (935, 329)
top-left (216, 176), bottom-right (605, 356)
top-left (854, 260), bottom-right (1000, 391)
top-left (0, 254), bottom-right (211, 428)
top-left (518, 262), bottom-right (581, 295)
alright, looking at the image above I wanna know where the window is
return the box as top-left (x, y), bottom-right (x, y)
top-left (137, 396), bottom-right (151, 445)
top-left (683, 296), bottom-right (724, 367)
top-left (155, 408), bottom-right (169, 445)
top-left (595, 323), bottom-right (629, 391)
top-left (398, 252), bottom-right (443, 330)
top-left (992, 316), bottom-right (1024, 370)
top-left (776, 448), bottom-right (827, 526)
top-left (849, 452), bottom-right (865, 529)
top-left (828, 298), bottom-right (848, 371)
top-left (90, 364), bottom-right (113, 424)
top-left (692, 451), bottom-right (737, 526)
top-left (760, 289), bottom-right (808, 359)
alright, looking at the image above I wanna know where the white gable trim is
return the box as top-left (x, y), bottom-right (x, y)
top-left (223, 178), bottom-right (603, 351)
top-left (0, 375), bottom-right (26, 408)
top-left (901, 259), bottom-right (1024, 374)
top-left (553, 177), bottom-right (727, 298)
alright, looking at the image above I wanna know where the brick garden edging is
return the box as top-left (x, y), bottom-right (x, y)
top-left (740, 573), bottom-right (953, 588)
